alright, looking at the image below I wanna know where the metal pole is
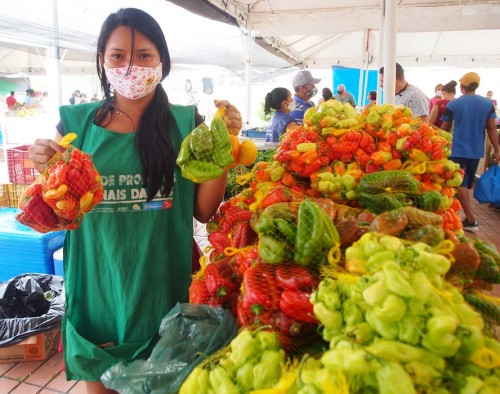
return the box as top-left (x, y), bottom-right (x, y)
top-left (244, 29), bottom-right (253, 127)
top-left (382, 0), bottom-right (397, 104)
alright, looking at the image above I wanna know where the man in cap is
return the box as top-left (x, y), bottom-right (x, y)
top-left (290, 70), bottom-right (321, 124)
top-left (441, 72), bottom-right (499, 232)
top-left (379, 63), bottom-right (429, 121)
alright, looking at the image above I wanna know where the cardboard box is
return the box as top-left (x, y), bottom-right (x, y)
top-left (0, 328), bottom-right (60, 363)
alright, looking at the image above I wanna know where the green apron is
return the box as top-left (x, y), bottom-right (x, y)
top-left (59, 102), bottom-right (196, 381)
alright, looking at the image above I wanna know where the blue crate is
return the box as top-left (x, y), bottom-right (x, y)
top-left (53, 247), bottom-right (64, 277)
top-left (241, 128), bottom-right (267, 139)
top-left (0, 208), bottom-right (65, 282)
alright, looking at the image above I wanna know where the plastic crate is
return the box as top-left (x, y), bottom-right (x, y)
top-left (0, 208), bottom-right (65, 282)
top-left (241, 128), bottom-right (267, 139)
top-left (7, 145), bottom-right (39, 184)
top-left (7, 184), bottom-right (30, 208)
top-left (0, 185), bottom-right (9, 207)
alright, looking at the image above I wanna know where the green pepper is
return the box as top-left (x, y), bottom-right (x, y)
top-left (321, 348), bottom-right (371, 374)
top-left (363, 274), bottom-right (391, 307)
top-left (421, 315), bottom-right (460, 357)
top-left (375, 362), bottom-right (416, 394)
top-left (316, 278), bottom-right (341, 310)
top-left (253, 203), bottom-right (296, 235)
top-left (365, 339), bottom-right (423, 362)
top-left (176, 134), bottom-right (193, 165)
top-left (382, 261), bottom-right (416, 298)
top-left (445, 172), bottom-right (463, 187)
top-left (181, 160), bottom-right (223, 183)
top-left (405, 361), bottom-right (440, 389)
top-left (313, 301), bottom-right (343, 330)
top-left (415, 251), bottom-right (451, 275)
top-left (210, 117), bottom-right (234, 167)
top-left (274, 217), bottom-right (297, 243)
top-left (457, 326), bottom-right (485, 357)
top-left (189, 123), bottom-right (213, 159)
top-left (235, 360), bottom-right (254, 392)
top-left (398, 314), bottom-right (422, 345)
top-left (252, 349), bottom-right (285, 390)
top-left (294, 200), bottom-right (336, 266)
top-left (413, 190), bottom-right (442, 212)
top-left (343, 299), bottom-right (364, 329)
top-left (255, 330), bottom-right (280, 351)
top-left (208, 367), bottom-right (239, 394)
top-left (258, 234), bottom-right (291, 264)
top-left (180, 367), bottom-right (209, 394)
top-left (365, 310), bottom-right (399, 340)
top-left (228, 329), bottom-right (259, 368)
top-left (374, 294), bottom-right (407, 322)
top-left (353, 322), bottom-right (375, 345)
top-left (460, 376), bottom-right (486, 394)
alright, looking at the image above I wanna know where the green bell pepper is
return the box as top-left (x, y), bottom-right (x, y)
top-left (252, 349), bottom-right (285, 390)
top-left (210, 117), bottom-right (234, 167)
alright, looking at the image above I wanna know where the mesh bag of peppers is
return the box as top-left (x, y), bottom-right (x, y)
top-left (16, 133), bottom-right (103, 232)
top-left (177, 107), bottom-right (239, 183)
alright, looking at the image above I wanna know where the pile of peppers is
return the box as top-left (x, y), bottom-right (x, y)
top-left (16, 133), bottom-right (103, 232)
top-left (180, 328), bottom-right (285, 393)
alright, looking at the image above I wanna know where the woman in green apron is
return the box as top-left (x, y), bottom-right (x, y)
top-left (28, 8), bottom-right (242, 394)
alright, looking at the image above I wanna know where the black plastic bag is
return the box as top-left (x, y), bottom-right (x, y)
top-left (0, 273), bottom-right (64, 346)
top-left (101, 303), bottom-right (238, 394)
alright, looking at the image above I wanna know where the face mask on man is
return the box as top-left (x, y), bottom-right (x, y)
top-left (104, 63), bottom-right (162, 100)
top-left (337, 90), bottom-right (343, 95)
top-left (287, 100), bottom-right (296, 112)
top-left (306, 86), bottom-right (318, 98)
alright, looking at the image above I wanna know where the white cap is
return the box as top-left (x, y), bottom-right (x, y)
top-left (292, 70), bottom-right (321, 87)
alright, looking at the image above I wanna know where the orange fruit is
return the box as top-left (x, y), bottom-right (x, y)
top-left (238, 139), bottom-right (258, 166)
top-left (229, 134), bottom-right (240, 161)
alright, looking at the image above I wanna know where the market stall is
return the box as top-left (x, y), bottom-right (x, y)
top-left (99, 102), bottom-right (500, 392)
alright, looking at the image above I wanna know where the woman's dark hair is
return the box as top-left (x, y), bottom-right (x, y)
top-left (442, 80), bottom-right (457, 94)
top-left (264, 87), bottom-right (290, 115)
top-left (368, 90), bottom-right (377, 100)
top-left (322, 88), bottom-right (333, 101)
top-left (95, 8), bottom-right (174, 200)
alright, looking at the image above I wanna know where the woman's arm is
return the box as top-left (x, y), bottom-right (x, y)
top-left (428, 104), bottom-right (439, 125)
top-left (193, 171), bottom-right (228, 223)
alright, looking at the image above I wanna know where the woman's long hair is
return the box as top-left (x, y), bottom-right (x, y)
top-left (95, 8), bottom-right (175, 200)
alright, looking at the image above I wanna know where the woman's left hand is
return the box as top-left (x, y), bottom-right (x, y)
top-left (215, 99), bottom-right (242, 135)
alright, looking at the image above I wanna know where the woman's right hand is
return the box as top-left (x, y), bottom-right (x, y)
top-left (29, 139), bottom-right (63, 173)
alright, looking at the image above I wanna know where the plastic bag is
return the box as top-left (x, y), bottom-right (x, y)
top-left (0, 273), bottom-right (64, 346)
top-left (16, 133), bottom-right (104, 233)
top-left (101, 303), bottom-right (237, 394)
top-left (474, 163), bottom-right (500, 205)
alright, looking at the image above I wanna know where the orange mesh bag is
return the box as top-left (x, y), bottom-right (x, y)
top-left (16, 133), bottom-right (103, 232)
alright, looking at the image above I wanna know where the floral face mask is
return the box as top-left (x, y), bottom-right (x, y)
top-left (104, 63), bottom-right (162, 100)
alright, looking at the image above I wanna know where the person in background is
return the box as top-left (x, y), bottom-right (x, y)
top-left (429, 80), bottom-right (457, 128)
top-left (24, 88), bottom-right (39, 108)
top-left (378, 63), bottom-right (429, 121)
top-left (290, 70), bottom-right (321, 125)
top-left (6, 91), bottom-right (17, 108)
top-left (264, 87), bottom-right (297, 143)
top-left (365, 90), bottom-right (377, 109)
top-left (28, 8), bottom-right (241, 393)
top-left (486, 90), bottom-right (497, 108)
top-left (316, 87), bottom-right (334, 108)
top-left (440, 72), bottom-right (499, 232)
top-left (69, 90), bottom-right (81, 105)
top-left (334, 84), bottom-right (356, 107)
top-left (80, 93), bottom-right (89, 103)
top-left (90, 93), bottom-right (100, 102)
top-left (429, 83), bottom-right (443, 113)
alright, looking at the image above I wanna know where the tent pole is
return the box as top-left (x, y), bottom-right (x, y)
top-left (357, 28), bottom-right (368, 110)
top-left (244, 30), bottom-right (253, 128)
top-left (382, 0), bottom-right (397, 104)
top-left (47, 0), bottom-right (62, 108)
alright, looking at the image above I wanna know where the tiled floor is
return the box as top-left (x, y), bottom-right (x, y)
top-left (1, 190), bottom-right (499, 393)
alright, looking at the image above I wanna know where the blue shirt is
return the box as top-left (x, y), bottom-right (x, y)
top-left (266, 111), bottom-right (295, 142)
top-left (290, 95), bottom-right (315, 125)
top-left (441, 95), bottom-right (496, 159)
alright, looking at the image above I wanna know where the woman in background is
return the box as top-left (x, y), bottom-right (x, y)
top-left (264, 87), bottom-right (297, 142)
top-left (429, 80), bottom-right (457, 128)
top-left (316, 87), bottom-right (334, 108)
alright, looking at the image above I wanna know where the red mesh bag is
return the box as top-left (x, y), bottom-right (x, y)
top-left (16, 133), bottom-right (103, 232)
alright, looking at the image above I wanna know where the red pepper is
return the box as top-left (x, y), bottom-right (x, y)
top-left (370, 150), bottom-right (392, 165)
top-left (235, 245), bottom-right (260, 278)
top-left (275, 264), bottom-right (319, 291)
top-left (220, 206), bottom-right (253, 233)
top-left (260, 185), bottom-right (304, 209)
top-left (236, 295), bottom-right (272, 327)
top-left (402, 131), bottom-right (422, 150)
top-left (281, 172), bottom-right (295, 187)
top-left (20, 184), bottom-right (58, 229)
top-left (188, 276), bottom-right (210, 304)
top-left (242, 263), bottom-right (279, 314)
top-left (300, 158), bottom-right (323, 177)
top-left (419, 136), bottom-right (433, 154)
top-left (204, 260), bottom-right (237, 299)
top-left (279, 290), bottom-right (317, 324)
top-left (270, 311), bottom-right (303, 336)
top-left (208, 230), bottom-right (231, 253)
top-left (231, 221), bottom-right (257, 248)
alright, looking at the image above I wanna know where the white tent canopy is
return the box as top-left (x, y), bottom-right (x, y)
top-left (188, 0), bottom-right (500, 69)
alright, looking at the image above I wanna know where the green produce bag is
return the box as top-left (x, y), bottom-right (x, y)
top-left (100, 303), bottom-right (237, 393)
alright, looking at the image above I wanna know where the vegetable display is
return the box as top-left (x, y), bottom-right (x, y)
top-left (178, 103), bottom-right (500, 393)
